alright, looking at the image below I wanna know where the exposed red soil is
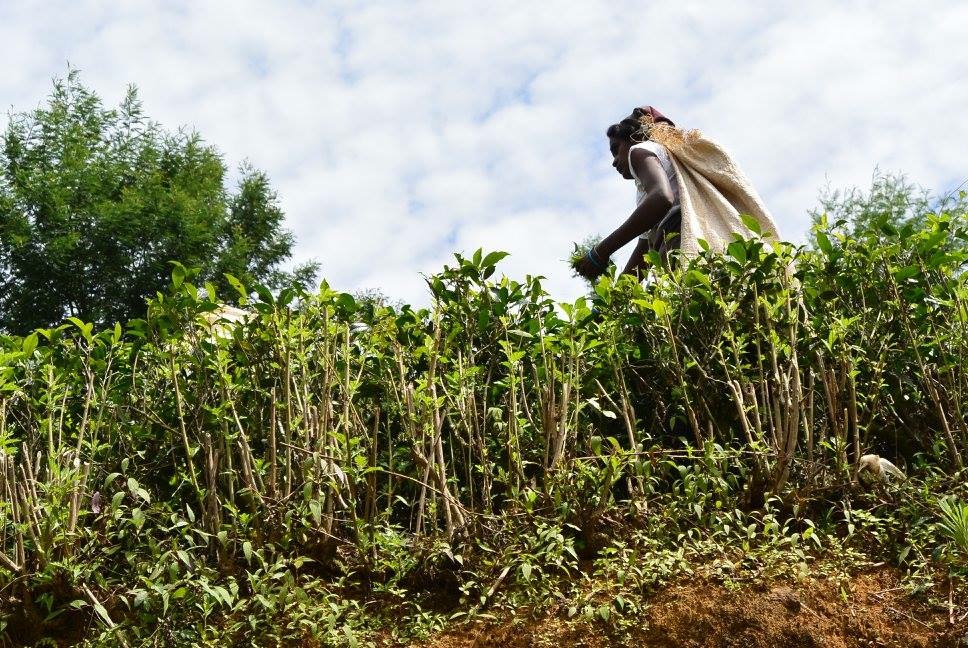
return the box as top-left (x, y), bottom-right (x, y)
top-left (410, 571), bottom-right (967, 648)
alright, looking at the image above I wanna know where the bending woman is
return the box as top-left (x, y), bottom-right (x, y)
top-left (575, 106), bottom-right (682, 280)
top-left (575, 105), bottom-right (780, 281)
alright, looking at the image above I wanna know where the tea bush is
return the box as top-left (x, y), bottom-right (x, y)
top-left (0, 194), bottom-right (966, 645)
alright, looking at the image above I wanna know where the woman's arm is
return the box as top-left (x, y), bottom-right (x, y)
top-left (576, 148), bottom-right (674, 280)
top-left (599, 149), bottom-right (674, 257)
top-left (621, 238), bottom-right (650, 278)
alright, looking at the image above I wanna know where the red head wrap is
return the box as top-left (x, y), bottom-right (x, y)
top-left (631, 105), bottom-right (675, 127)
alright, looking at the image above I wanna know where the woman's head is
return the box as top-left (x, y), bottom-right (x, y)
top-left (607, 105), bottom-right (674, 180)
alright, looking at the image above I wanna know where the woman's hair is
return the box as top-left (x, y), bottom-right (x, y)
top-left (606, 118), bottom-right (643, 143)
top-left (607, 105), bottom-right (675, 143)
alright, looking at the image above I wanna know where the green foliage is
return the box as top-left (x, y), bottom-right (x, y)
top-left (939, 498), bottom-right (968, 569)
top-left (0, 70), bottom-right (317, 334)
top-left (0, 179), bottom-right (966, 643)
top-left (809, 170), bottom-right (968, 246)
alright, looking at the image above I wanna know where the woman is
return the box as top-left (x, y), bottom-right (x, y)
top-left (575, 106), bottom-right (683, 280)
top-left (576, 105), bottom-right (779, 281)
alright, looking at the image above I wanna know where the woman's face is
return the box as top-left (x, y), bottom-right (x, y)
top-left (608, 135), bottom-right (634, 180)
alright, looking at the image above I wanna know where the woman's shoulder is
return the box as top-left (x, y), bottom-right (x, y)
top-left (630, 140), bottom-right (668, 157)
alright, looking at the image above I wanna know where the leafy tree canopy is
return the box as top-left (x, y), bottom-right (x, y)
top-left (0, 70), bottom-right (318, 334)
top-left (810, 169), bottom-right (968, 244)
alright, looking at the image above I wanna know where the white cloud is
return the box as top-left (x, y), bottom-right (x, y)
top-left (2, 0), bottom-right (966, 305)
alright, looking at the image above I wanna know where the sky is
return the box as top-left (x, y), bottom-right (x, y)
top-left (2, 1), bottom-right (967, 304)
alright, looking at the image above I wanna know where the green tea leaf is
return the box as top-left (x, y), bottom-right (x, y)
top-left (740, 213), bottom-right (762, 235)
top-left (727, 241), bottom-right (747, 264)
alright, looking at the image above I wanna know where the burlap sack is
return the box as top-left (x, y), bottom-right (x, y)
top-left (650, 125), bottom-right (779, 257)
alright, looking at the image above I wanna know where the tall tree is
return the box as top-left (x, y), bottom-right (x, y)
top-left (0, 71), bottom-right (318, 334)
top-left (216, 163), bottom-right (318, 293)
top-left (810, 171), bottom-right (968, 237)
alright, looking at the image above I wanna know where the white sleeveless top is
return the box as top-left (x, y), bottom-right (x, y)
top-left (628, 141), bottom-right (680, 240)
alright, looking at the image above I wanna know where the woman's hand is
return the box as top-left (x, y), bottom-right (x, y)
top-left (574, 245), bottom-right (609, 280)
